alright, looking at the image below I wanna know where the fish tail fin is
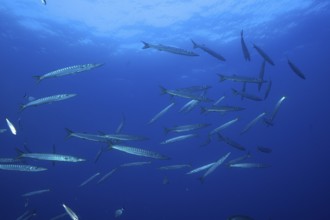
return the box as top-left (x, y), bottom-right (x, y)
top-left (191, 39), bottom-right (198, 49)
top-left (19, 105), bottom-right (25, 113)
top-left (200, 107), bottom-right (207, 114)
top-left (217, 74), bottom-right (225, 82)
top-left (159, 85), bottom-right (167, 95)
top-left (141, 41), bottom-right (150, 49)
top-left (64, 128), bottom-right (74, 140)
top-left (32, 75), bottom-right (42, 84)
top-left (15, 147), bottom-right (24, 158)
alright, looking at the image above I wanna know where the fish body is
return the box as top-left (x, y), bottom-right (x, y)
top-left (0, 128), bottom-right (7, 133)
top-left (209, 118), bottom-right (239, 136)
top-left (164, 123), bottom-right (210, 134)
top-left (120, 161), bottom-right (151, 167)
top-left (0, 157), bottom-right (23, 163)
top-left (21, 94), bottom-right (76, 111)
top-left (218, 133), bottom-right (246, 151)
top-left (226, 152), bottom-right (251, 165)
top-left (161, 133), bottom-right (197, 144)
top-left (229, 163), bottom-right (270, 168)
top-left (142, 41), bottom-right (198, 56)
top-left (253, 44), bottom-right (275, 65)
top-left (186, 162), bottom-right (215, 175)
top-left (79, 172), bottom-right (100, 187)
top-left (240, 112), bottom-right (266, 135)
top-left (62, 204), bottom-right (79, 220)
top-left (19, 153), bottom-right (85, 162)
top-left (148, 102), bottom-right (175, 124)
top-left (22, 189), bottom-right (50, 197)
top-left (240, 30), bottom-right (251, 61)
top-left (34, 63), bottom-right (103, 83)
top-left (160, 85), bottom-right (212, 102)
top-left (65, 128), bottom-right (108, 142)
top-left (191, 39), bottom-right (226, 61)
top-left (0, 164), bottom-right (47, 172)
top-left (232, 89), bottom-right (263, 101)
top-left (6, 118), bottom-right (16, 135)
top-left (200, 152), bottom-right (231, 182)
top-left (201, 106), bottom-right (245, 114)
top-left (103, 133), bottom-right (148, 142)
top-left (218, 74), bottom-right (267, 84)
top-left (179, 99), bottom-right (200, 113)
top-left (175, 85), bottom-right (211, 93)
top-left (110, 145), bottom-right (170, 160)
top-left (159, 164), bottom-right (191, 170)
top-left (288, 59), bottom-right (306, 79)
top-left (97, 168), bottom-right (117, 184)
top-left (213, 95), bottom-right (226, 106)
top-left (115, 114), bottom-right (126, 134)
top-left (264, 96), bottom-right (286, 126)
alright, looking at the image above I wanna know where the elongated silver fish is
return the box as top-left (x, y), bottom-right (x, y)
top-left (115, 113), bottom-right (126, 134)
top-left (103, 133), bottom-right (148, 142)
top-left (159, 164), bottom-right (191, 170)
top-left (33, 63), bottom-right (103, 83)
top-left (213, 95), bottom-right (226, 106)
top-left (209, 118), bottom-right (239, 136)
top-left (253, 44), bottom-right (275, 65)
top-left (179, 99), bottom-right (200, 113)
top-left (110, 145), bottom-right (170, 160)
top-left (50, 213), bottom-right (68, 220)
top-left (62, 204), bottom-right (79, 220)
top-left (226, 152), bottom-right (251, 165)
top-left (97, 168), bottom-right (117, 184)
top-left (164, 123), bottom-right (210, 134)
top-left (0, 128), bottom-right (7, 133)
top-left (148, 102), bottom-right (175, 124)
top-left (6, 118), bottom-right (16, 135)
top-left (240, 30), bottom-right (251, 61)
top-left (142, 41), bottom-right (198, 56)
top-left (21, 94), bottom-right (76, 111)
top-left (16, 209), bottom-right (37, 220)
top-left (186, 162), bottom-right (215, 175)
top-left (79, 172), bottom-right (100, 187)
top-left (191, 39), bottom-right (225, 61)
top-left (160, 85), bottom-right (212, 102)
top-left (0, 164), bottom-right (47, 172)
top-left (218, 74), bottom-right (267, 84)
top-left (120, 161), bottom-right (151, 167)
top-left (175, 85), bottom-right (211, 93)
top-left (161, 133), bottom-right (197, 144)
top-left (218, 133), bottom-right (246, 151)
top-left (0, 157), bottom-right (23, 163)
top-left (229, 163), bottom-right (270, 168)
top-left (240, 112), bottom-right (266, 135)
top-left (65, 128), bottom-right (108, 142)
top-left (258, 60), bottom-right (266, 91)
top-left (288, 59), bottom-right (306, 79)
top-left (200, 152), bottom-right (231, 182)
top-left (201, 106), bottom-right (245, 114)
top-left (232, 89), bottom-right (263, 101)
top-left (264, 96), bottom-right (286, 126)
top-left (19, 153), bottom-right (85, 162)
top-left (22, 189), bottom-right (50, 197)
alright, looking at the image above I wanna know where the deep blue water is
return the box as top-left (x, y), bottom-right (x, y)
top-left (1, 1), bottom-right (330, 220)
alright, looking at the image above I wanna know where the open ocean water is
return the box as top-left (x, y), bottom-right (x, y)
top-left (1, 1), bottom-right (330, 219)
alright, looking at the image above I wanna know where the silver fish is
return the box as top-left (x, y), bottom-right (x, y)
top-left (160, 85), bottom-right (212, 102)
top-left (110, 145), bottom-right (170, 160)
top-left (186, 162), bottom-right (215, 175)
top-left (62, 204), bottom-right (79, 220)
top-left (114, 208), bottom-right (124, 218)
top-left (264, 96), bottom-right (286, 126)
top-left (232, 89), bottom-right (263, 101)
top-left (16, 209), bottom-right (37, 220)
top-left (253, 44), bottom-right (275, 65)
top-left (97, 168), bottom-right (117, 184)
top-left (0, 128), bottom-right (7, 133)
top-left (240, 30), bottom-right (251, 61)
top-left (200, 152), bottom-right (231, 182)
top-left (240, 112), bottom-right (266, 135)
top-left (209, 118), bottom-right (239, 136)
top-left (33, 63), bottom-right (103, 83)
top-left (0, 157), bottom-right (23, 163)
top-left (201, 106), bottom-right (245, 114)
top-left (115, 113), bottom-right (126, 134)
top-left (175, 85), bottom-right (211, 93)
top-left (141, 41), bottom-right (198, 56)
top-left (79, 172), bottom-right (100, 187)
top-left (19, 153), bottom-right (85, 162)
top-left (288, 59), bottom-right (306, 79)
top-left (191, 39), bottom-right (225, 61)
top-left (179, 99), bottom-right (200, 113)
top-left (213, 95), bottom-right (226, 106)
top-left (120, 161), bottom-right (151, 167)
top-left (0, 164), bottom-right (47, 172)
top-left (164, 123), bottom-right (210, 134)
top-left (159, 164), bottom-right (191, 170)
top-left (22, 189), bottom-right (50, 197)
top-left (65, 128), bottom-right (108, 142)
top-left (229, 163), bottom-right (270, 168)
top-left (148, 102), bottom-right (175, 124)
top-left (103, 133), bottom-right (148, 142)
top-left (218, 133), bottom-right (246, 151)
top-left (21, 94), bottom-right (76, 111)
top-left (161, 133), bottom-right (197, 144)
top-left (6, 118), bottom-right (16, 135)
top-left (49, 213), bottom-right (68, 220)
top-left (218, 74), bottom-right (267, 84)
top-left (226, 152), bottom-right (251, 165)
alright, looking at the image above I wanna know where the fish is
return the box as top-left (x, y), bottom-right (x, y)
top-left (33, 63), bottom-right (104, 83)
top-left (0, 128), bottom-right (7, 133)
top-left (218, 74), bottom-right (267, 84)
top-left (229, 163), bottom-right (270, 168)
top-left (160, 85), bottom-right (212, 102)
top-left (65, 128), bottom-right (109, 142)
top-left (218, 133), bottom-right (246, 151)
top-left (0, 157), bottom-right (23, 163)
top-left (0, 164), bottom-right (47, 172)
top-left (164, 123), bottom-right (210, 134)
top-left (110, 145), bottom-right (170, 160)
top-left (41, 0), bottom-right (46, 5)
top-left (102, 133), bottom-right (149, 142)
top-left (201, 106), bottom-right (245, 114)
top-left (240, 30), bottom-right (251, 61)
top-left (191, 39), bottom-right (226, 61)
top-left (115, 113), bottom-right (126, 134)
top-left (228, 214), bottom-right (254, 220)
top-left (5, 118), bottom-right (16, 135)
top-left (232, 89), bottom-right (263, 101)
top-left (179, 99), bottom-right (200, 113)
top-left (21, 189), bottom-right (50, 197)
top-left (200, 152), bottom-right (231, 182)
top-left (141, 41), bottom-right (199, 56)
top-left (18, 152), bottom-right (85, 162)
top-left (258, 60), bottom-right (266, 91)
top-left (161, 133), bottom-right (197, 144)
top-left (97, 168), bottom-right (117, 184)
top-left (20, 94), bottom-right (77, 111)
top-left (253, 44), bottom-right (275, 65)
top-left (264, 80), bottom-right (272, 100)
top-left (257, 146), bottom-right (272, 153)
top-left (288, 59), bottom-right (306, 79)
top-left (62, 204), bottom-right (79, 220)
top-left (240, 112), bottom-right (266, 135)
top-left (175, 85), bottom-right (212, 93)
top-left (49, 213), bottom-right (68, 220)
top-left (226, 152), bottom-right (251, 165)
top-left (213, 95), bottom-right (226, 106)
top-left (16, 209), bottom-right (37, 220)
top-left (120, 161), bottom-right (151, 167)
top-left (186, 162), bottom-right (215, 175)
top-left (159, 164), bottom-right (191, 170)
top-left (241, 82), bottom-right (247, 100)
top-left (94, 146), bottom-right (106, 163)
top-left (264, 96), bottom-right (286, 126)
top-left (79, 172), bottom-right (100, 187)
top-left (114, 208), bottom-right (124, 218)
top-left (209, 118), bottom-right (239, 136)
top-left (148, 102), bottom-right (175, 124)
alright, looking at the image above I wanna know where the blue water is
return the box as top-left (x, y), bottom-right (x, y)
top-left (1, 1), bottom-right (330, 219)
